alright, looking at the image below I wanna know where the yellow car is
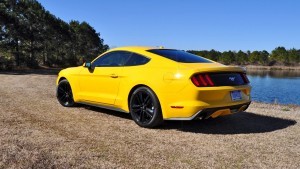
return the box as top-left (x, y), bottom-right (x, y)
top-left (56, 46), bottom-right (251, 128)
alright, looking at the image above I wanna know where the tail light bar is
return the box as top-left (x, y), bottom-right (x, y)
top-left (191, 74), bottom-right (215, 87)
top-left (191, 72), bottom-right (250, 87)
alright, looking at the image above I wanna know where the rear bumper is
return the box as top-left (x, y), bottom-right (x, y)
top-left (160, 84), bottom-right (251, 119)
top-left (165, 102), bottom-right (251, 120)
top-left (194, 101), bottom-right (251, 119)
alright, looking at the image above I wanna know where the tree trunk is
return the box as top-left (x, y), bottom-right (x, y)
top-left (15, 38), bottom-right (19, 66)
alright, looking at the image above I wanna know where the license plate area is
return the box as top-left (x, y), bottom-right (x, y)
top-left (230, 90), bottom-right (242, 101)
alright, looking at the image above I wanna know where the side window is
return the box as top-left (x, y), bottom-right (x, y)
top-left (125, 53), bottom-right (150, 66)
top-left (92, 51), bottom-right (131, 67)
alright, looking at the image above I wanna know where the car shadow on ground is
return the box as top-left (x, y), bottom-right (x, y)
top-left (160, 112), bottom-right (297, 134)
top-left (83, 105), bottom-right (297, 134)
top-left (83, 105), bottom-right (132, 120)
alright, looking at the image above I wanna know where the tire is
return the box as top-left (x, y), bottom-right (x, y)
top-left (129, 87), bottom-right (163, 128)
top-left (56, 79), bottom-right (76, 107)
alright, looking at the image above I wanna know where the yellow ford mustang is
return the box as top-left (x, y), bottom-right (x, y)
top-left (56, 46), bottom-right (251, 128)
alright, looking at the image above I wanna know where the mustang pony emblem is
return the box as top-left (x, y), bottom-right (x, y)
top-left (229, 77), bottom-right (236, 81)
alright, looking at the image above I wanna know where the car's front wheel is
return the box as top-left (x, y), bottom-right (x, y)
top-left (56, 79), bottom-right (76, 107)
top-left (129, 87), bottom-right (163, 128)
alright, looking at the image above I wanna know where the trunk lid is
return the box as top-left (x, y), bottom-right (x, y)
top-left (180, 63), bottom-right (249, 87)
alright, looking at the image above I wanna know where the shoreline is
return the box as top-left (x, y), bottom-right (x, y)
top-left (244, 65), bottom-right (300, 71)
top-left (1, 65), bottom-right (300, 72)
top-left (251, 101), bottom-right (300, 108)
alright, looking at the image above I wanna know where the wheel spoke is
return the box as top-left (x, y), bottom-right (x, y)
top-left (66, 95), bottom-right (71, 103)
top-left (131, 107), bottom-right (140, 113)
top-left (137, 92), bottom-right (143, 104)
top-left (63, 95), bottom-right (69, 102)
top-left (146, 107), bottom-right (154, 113)
top-left (67, 85), bottom-right (72, 93)
top-left (145, 97), bottom-right (153, 107)
top-left (58, 86), bottom-right (65, 93)
top-left (143, 95), bottom-right (150, 105)
top-left (132, 104), bottom-right (142, 108)
top-left (145, 108), bottom-right (153, 118)
top-left (64, 83), bottom-right (68, 91)
top-left (59, 93), bottom-right (66, 101)
top-left (134, 109), bottom-right (143, 121)
top-left (139, 110), bottom-right (144, 122)
top-left (62, 83), bottom-right (65, 91)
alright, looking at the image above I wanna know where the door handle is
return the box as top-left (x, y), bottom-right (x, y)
top-left (110, 74), bottom-right (118, 78)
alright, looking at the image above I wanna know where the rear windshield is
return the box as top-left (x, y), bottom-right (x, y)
top-left (147, 49), bottom-right (212, 63)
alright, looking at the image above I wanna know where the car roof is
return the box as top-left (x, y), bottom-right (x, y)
top-left (109, 46), bottom-right (163, 52)
top-left (92, 46), bottom-right (172, 63)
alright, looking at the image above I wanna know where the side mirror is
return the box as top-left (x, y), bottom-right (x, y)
top-left (84, 62), bottom-right (93, 69)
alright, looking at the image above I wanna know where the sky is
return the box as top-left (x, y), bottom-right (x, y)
top-left (38, 0), bottom-right (300, 52)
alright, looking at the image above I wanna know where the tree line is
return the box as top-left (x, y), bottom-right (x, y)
top-left (1, 0), bottom-right (299, 70)
top-left (0, 0), bottom-right (108, 70)
top-left (188, 47), bottom-right (300, 66)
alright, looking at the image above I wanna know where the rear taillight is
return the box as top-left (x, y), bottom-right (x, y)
top-left (191, 74), bottom-right (215, 87)
top-left (241, 73), bottom-right (250, 84)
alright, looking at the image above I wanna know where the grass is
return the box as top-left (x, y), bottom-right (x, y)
top-left (0, 72), bottom-right (300, 168)
top-left (282, 108), bottom-right (291, 111)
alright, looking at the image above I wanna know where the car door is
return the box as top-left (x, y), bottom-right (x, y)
top-left (78, 51), bottom-right (131, 105)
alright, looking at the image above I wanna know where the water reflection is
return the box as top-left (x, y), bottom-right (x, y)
top-left (246, 69), bottom-right (300, 105)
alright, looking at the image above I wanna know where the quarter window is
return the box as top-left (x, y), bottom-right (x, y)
top-left (92, 51), bottom-right (131, 67)
top-left (125, 53), bottom-right (150, 66)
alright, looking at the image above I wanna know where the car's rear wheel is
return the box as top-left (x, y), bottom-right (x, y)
top-left (56, 79), bottom-right (76, 107)
top-left (129, 87), bottom-right (163, 128)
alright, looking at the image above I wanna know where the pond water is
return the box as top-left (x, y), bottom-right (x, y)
top-left (247, 70), bottom-right (300, 105)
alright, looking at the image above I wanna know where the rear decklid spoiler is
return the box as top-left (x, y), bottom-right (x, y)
top-left (178, 63), bottom-right (246, 73)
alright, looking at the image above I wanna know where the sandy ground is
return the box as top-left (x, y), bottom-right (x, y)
top-left (0, 72), bottom-right (299, 169)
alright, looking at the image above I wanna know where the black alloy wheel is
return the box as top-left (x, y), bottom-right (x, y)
top-left (130, 87), bottom-right (163, 128)
top-left (56, 79), bottom-right (75, 107)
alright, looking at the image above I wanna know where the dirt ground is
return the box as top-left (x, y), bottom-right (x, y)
top-left (0, 72), bottom-right (299, 169)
